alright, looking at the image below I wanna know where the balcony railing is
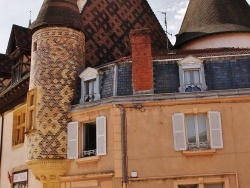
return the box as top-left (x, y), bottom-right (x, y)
top-left (188, 141), bottom-right (209, 150)
top-left (83, 149), bottom-right (96, 157)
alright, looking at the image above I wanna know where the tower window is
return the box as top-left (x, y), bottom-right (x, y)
top-left (33, 41), bottom-right (37, 52)
top-left (26, 88), bottom-right (37, 132)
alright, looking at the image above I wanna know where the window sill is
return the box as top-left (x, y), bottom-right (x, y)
top-left (75, 156), bottom-right (100, 164)
top-left (183, 149), bottom-right (216, 156)
top-left (12, 143), bottom-right (24, 150)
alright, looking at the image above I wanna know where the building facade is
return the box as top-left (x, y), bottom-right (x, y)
top-left (0, 0), bottom-right (250, 188)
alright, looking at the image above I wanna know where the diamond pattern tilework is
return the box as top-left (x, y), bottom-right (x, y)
top-left (28, 27), bottom-right (85, 160)
top-left (82, 0), bottom-right (170, 67)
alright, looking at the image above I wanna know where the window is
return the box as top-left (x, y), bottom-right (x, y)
top-left (184, 70), bottom-right (201, 92)
top-left (13, 170), bottom-right (28, 188)
top-left (84, 79), bottom-right (97, 102)
top-left (172, 111), bottom-right (223, 151)
top-left (82, 122), bottom-right (97, 157)
top-left (26, 88), bottom-right (37, 132)
top-left (178, 56), bottom-right (207, 92)
top-left (178, 183), bottom-right (224, 188)
top-left (186, 114), bottom-right (208, 150)
top-left (33, 41), bottom-right (37, 52)
top-left (175, 177), bottom-right (228, 188)
top-left (13, 105), bottom-right (26, 146)
top-left (67, 116), bottom-right (107, 159)
top-left (79, 67), bottom-right (101, 104)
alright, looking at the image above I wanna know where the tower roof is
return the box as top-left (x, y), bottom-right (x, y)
top-left (175, 0), bottom-right (250, 47)
top-left (81, 0), bottom-right (170, 67)
top-left (30, 0), bottom-right (83, 33)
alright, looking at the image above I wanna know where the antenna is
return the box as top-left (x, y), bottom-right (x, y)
top-left (29, 11), bottom-right (32, 26)
top-left (158, 11), bottom-right (172, 50)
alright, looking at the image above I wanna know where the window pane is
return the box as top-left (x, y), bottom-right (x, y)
top-left (184, 71), bottom-right (191, 85)
top-left (197, 114), bottom-right (207, 142)
top-left (193, 70), bottom-right (200, 84)
top-left (186, 115), bottom-right (196, 146)
top-left (205, 183), bottom-right (224, 188)
top-left (89, 80), bottom-right (95, 94)
top-left (86, 81), bottom-right (89, 95)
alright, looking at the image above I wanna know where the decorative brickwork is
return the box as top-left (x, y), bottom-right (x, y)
top-left (28, 27), bottom-right (85, 160)
top-left (82, 0), bottom-right (169, 67)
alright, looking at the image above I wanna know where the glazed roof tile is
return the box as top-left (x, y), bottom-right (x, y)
top-left (30, 0), bottom-right (84, 33)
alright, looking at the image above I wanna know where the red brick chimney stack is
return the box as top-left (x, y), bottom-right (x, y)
top-left (130, 28), bottom-right (154, 94)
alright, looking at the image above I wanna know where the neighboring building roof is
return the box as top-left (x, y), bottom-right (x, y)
top-left (6, 25), bottom-right (31, 54)
top-left (30, 0), bottom-right (84, 33)
top-left (0, 54), bottom-right (12, 78)
top-left (81, 0), bottom-right (170, 67)
top-left (0, 74), bottom-right (29, 114)
top-left (175, 0), bottom-right (250, 47)
top-left (153, 48), bottom-right (250, 60)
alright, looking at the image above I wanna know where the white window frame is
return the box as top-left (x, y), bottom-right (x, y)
top-left (79, 67), bottom-right (101, 104)
top-left (178, 56), bottom-right (207, 92)
top-left (185, 114), bottom-right (209, 150)
top-left (172, 110), bottom-right (223, 152)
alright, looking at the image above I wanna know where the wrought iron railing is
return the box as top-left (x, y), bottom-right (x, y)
top-left (188, 141), bottom-right (209, 150)
top-left (83, 149), bottom-right (96, 157)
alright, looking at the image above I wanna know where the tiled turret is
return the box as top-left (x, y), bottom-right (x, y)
top-left (26, 0), bottom-right (85, 187)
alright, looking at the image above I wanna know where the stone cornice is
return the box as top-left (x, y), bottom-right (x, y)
top-left (71, 88), bottom-right (250, 113)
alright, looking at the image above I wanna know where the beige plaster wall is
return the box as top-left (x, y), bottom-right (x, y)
top-left (125, 100), bottom-right (250, 188)
top-left (66, 107), bottom-right (121, 188)
top-left (181, 33), bottom-right (250, 49)
top-left (0, 107), bottom-right (42, 188)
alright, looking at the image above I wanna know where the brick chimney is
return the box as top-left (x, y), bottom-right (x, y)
top-left (130, 28), bottom-right (153, 94)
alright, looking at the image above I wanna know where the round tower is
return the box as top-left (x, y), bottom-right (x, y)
top-left (26, 0), bottom-right (84, 187)
top-left (175, 0), bottom-right (250, 49)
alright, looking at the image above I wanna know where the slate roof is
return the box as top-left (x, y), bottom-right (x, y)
top-left (0, 54), bottom-right (12, 78)
top-left (175, 0), bottom-right (250, 47)
top-left (30, 0), bottom-right (84, 33)
top-left (6, 25), bottom-right (31, 54)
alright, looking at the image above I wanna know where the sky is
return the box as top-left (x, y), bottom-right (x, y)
top-left (0, 0), bottom-right (249, 54)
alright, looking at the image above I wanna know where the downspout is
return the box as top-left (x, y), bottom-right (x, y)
top-left (0, 114), bottom-right (4, 164)
top-left (116, 104), bottom-right (127, 188)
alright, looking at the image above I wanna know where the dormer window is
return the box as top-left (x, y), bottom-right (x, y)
top-left (79, 67), bottom-right (101, 103)
top-left (178, 56), bottom-right (207, 92)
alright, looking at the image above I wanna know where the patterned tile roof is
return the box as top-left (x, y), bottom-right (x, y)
top-left (81, 0), bottom-right (170, 67)
top-left (175, 0), bottom-right (250, 47)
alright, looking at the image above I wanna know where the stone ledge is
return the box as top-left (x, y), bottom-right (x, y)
top-left (61, 172), bottom-right (114, 182)
top-left (75, 156), bottom-right (100, 164)
top-left (183, 149), bottom-right (216, 156)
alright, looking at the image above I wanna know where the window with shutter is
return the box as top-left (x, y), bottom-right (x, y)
top-left (172, 113), bottom-right (187, 151)
top-left (68, 116), bottom-right (107, 159)
top-left (172, 110), bottom-right (223, 152)
top-left (67, 122), bottom-right (79, 159)
top-left (208, 111), bottom-right (223, 149)
top-left (13, 105), bottom-right (26, 146)
top-left (96, 116), bottom-right (107, 156)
